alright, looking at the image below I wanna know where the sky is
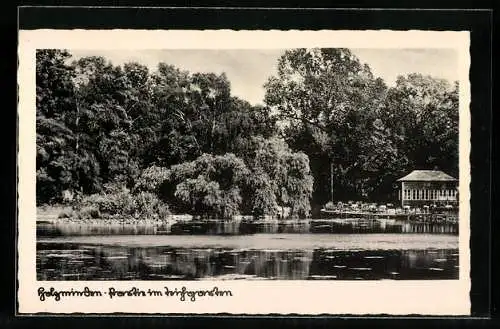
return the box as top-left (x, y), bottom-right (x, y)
top-left (69, 48), bottom-right (458, 106)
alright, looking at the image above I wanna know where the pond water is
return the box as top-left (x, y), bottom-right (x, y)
top-left (37, 234), bottom-right (459, 281)
top-left (37, 218), bottom-right (458, 236)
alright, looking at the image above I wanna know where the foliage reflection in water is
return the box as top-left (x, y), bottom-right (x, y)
top-left (37, 242), bottom-right (459, 281)
top-left (37, 218), bottom-right (458, 237)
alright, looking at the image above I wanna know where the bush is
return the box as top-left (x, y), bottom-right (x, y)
top-left (57, 207), bottom-right (75, 219)
top-left (74, 185), bottom-right (170, 220)
top-left (79, 187), bottom-right (136, 217)
top-left (133, 191), bottom-right (170, 219)
top-left (78, 206), bottom-right (101, 219)
top-left (134, 166), bottom-right (170, 193)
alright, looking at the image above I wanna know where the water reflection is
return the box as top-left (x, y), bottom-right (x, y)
top-left (37, 218), bottom-right (458, 237)
top-left (37, 243), bottom-right (458, 280)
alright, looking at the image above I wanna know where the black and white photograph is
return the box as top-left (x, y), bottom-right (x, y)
top-left (34, 47), bottom-right (461, 281)
top-left (18, 29), bottom-right (471, 314)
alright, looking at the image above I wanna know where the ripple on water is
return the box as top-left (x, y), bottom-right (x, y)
top-left (36, 235), bottom-right (459, 281)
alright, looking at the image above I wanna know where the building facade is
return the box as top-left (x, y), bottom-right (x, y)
top-left (397, 170), bottom-right (458, 208)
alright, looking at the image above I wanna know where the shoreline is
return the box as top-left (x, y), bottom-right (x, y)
top-left (38, 215), bottom-right (458, 225)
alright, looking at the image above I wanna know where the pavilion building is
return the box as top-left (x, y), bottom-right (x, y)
top-left (397, 170), bottom-right (458, 208)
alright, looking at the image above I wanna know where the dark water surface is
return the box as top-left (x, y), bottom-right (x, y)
top-left (37, 234), bottom-right (459, 281)
top-left (37, 219), bottom-right (458, 236)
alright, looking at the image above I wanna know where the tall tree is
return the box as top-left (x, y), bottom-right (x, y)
top-left (380, 74), bottom-right (459, 177)
top-left (147, 64), bottom-right (276, 167)
top-left (264, 48), bottom-right (393, 206)
top-left (36, 49), bottom-right (82, 204)
top-left (72, 56), bottom-right (142, 189)
top-left (237, 136), bottom-right (314, 218)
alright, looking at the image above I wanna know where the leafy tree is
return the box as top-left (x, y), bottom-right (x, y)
top-left (36, 48), bottom-right (458, 216)
top-left (238, 137), bottom-right (313, 218)
top-left (71, 56), bottom-right (148, 189)
top-left (264, 48), bottom-right (393, 206)
top-left (36, 49), bottom-right (84, 204)
top-left (133, 165), bottom-right (170, 194)
top-left (164, 153), bottom-right (249, 218)
top-left (147, 67), bottom-right (276, 167)
top-left (380, 74), bottom-right (459, 178)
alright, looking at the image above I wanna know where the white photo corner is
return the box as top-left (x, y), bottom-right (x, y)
top-left (17, 30), bottom-right (471, 315)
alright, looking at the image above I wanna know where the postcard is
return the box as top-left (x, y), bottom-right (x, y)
top-left (17, 29), bottom-right (470, 315)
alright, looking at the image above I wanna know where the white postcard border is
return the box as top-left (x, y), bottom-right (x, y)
top-left (18, 29), bottom-right (471, 315)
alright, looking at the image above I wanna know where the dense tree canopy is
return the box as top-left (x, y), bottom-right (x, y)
top-left (380, 74), bottom-right (459, 177)
top-left (36, 48), bottom-right (459, 218)
top-left (237, 136), bottom-right (313, 217)
top-left (265, 48), bottom-right (396, 205)
top-left (264, 48), bottom-right (459, 209)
